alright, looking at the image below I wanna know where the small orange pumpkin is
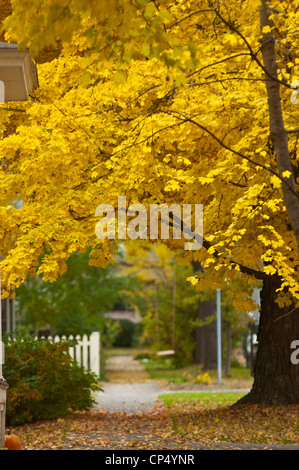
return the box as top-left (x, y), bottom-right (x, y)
top-left (4, 434), bottom-right (22, 450)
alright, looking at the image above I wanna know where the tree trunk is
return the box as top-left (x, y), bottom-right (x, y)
top-left (259, 0), bottom-right (299, 250)
top-left (194, 296), bottom-right (217, 369)
top-left (235, 0), bottom-right (299, 407)
top-left (249, 322), bottom-right (255, 376)
top-left (236, 275), bottom-right (299, 405)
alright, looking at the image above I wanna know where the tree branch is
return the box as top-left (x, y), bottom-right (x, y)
top-left (187, 53), bottom-right (252, 78)
top-left (160, 110), bottom-right (299, 199)
top-left (202, 239), bottom-right (267, 280)
top-left (211, 4), bottom-right (294, 90)
top-left (165, 9), bottom-right (215, 30)
top-left (167, 211), bottom-right (267, 281)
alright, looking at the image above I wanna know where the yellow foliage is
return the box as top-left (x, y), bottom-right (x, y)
top-left (193, 372), bottom-right (212, 385)
top-left (0, 0), bottom-right (298, 311)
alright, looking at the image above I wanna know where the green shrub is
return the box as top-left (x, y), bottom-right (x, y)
top-left (3, 330), bottom-right (101, 425)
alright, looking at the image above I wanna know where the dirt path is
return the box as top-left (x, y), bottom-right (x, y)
top-left (104, 355), bottom-right (152, 383)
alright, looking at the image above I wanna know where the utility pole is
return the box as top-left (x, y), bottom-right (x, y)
top-left (217, 289), bottom-right (222, 385)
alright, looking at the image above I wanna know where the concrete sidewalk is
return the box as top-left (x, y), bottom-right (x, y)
top-left (94, 354), bottom-right (250, 412)
top-left (86, 355), bottom-right (299, 451)
top-left (94, 382), bottom-right (251, 413)
top-left (94, 381), bottom-right (165, 412)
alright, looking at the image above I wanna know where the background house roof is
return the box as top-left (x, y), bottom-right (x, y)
top-left (104, 310), bottom-right (142, 324)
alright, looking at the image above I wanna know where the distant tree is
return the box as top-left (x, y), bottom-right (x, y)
top-left (15, 248), bottom-right (142, 338)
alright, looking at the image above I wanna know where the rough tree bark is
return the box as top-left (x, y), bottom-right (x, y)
top-left (192, 261), bottom-right (218, 369)
top-left (194, 296), bottom-right (217, 369)
top-left (234, 0), bottom-right (299, 406)
top-left (259, 0), bottom-right (299, 249)
top-left (237, 275), bottom-right (299, 405)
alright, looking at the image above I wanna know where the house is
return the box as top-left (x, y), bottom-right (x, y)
top-left (104, 309), bottom-right (142, 324)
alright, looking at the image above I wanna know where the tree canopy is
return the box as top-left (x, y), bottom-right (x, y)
top-left (0, 0), bottom-right (299, 319)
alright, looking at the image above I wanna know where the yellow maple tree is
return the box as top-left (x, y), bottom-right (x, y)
top-left (1, 0), bottom-right (299, 404)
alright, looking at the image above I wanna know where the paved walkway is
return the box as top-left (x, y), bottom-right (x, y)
top-left (94, 355), bottom-right (166, 412)
top-left (90, 355), bottom-right (299, 451)
top-left (93, 355), bottom-right (252, 413)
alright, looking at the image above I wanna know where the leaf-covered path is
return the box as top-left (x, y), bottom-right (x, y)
top-left (8, 355), bottom-right (299, 450)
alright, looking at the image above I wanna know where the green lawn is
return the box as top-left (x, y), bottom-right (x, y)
top-left (143, 356), bottom-right (253, 388)
top-left (160, 391), bottom-right (247, 408)
top-left (157, 391), bottom-right (299, 445)
top-left (104, 347), bottom-right (253, 389)
top-left (104, 347), bottom-right (147, 357)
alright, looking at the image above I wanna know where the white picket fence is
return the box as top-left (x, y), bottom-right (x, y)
top-left (38, 331), bottom-right (101, 377)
